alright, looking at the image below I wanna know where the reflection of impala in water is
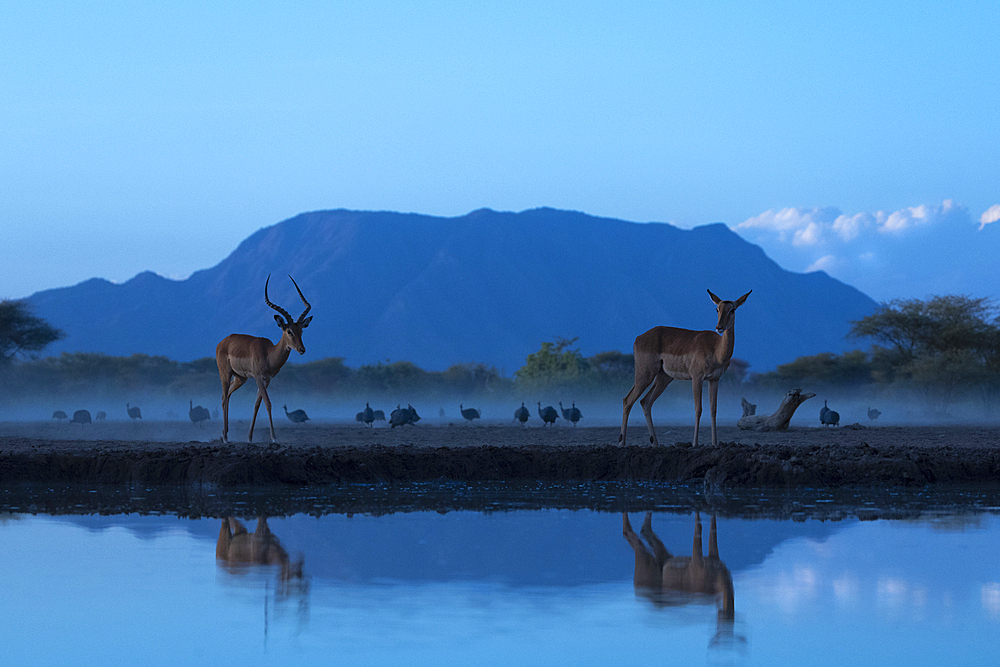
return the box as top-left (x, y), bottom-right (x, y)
top-left (623, 511), bottom-right (734, 622)
top-left (216, 517), bottom-right (306, 590)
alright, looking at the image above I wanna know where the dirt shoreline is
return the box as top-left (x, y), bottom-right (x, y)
top-left (2, 422), bottom-right (999, 489)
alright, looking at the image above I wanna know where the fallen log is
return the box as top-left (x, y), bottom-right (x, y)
top-left (737, 388), bottom-right (815, 431)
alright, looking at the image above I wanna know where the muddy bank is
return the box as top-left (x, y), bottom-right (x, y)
top-left (4, 479), bottom-right (999, 522)
top-left (1, 423), bottom-right (998, 489)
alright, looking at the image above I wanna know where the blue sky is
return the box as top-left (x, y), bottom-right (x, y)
top-left (2, 1), bottom-right (998, 301)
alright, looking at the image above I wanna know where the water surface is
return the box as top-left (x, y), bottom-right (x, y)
top-left (1, 503), bottom-right (996, 666)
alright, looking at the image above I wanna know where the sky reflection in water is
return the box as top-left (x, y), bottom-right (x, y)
top-left (0, 509), bottom-right (996, 666)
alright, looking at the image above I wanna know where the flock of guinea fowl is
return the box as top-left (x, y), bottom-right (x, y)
top-left (52, 277), bottom-right (878, 445)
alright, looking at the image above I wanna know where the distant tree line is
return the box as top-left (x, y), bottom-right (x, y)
top-left (3, 295), bottom-right (997, 407)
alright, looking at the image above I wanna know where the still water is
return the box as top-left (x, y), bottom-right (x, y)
top-left (1, 504), bottom-right (997, 666)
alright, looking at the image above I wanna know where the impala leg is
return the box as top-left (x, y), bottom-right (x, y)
top-left (228, 517), bottom-right (247, 535)
top-left (261, 378), bottom-right (276, 443)
top-left (216, 517), bottom-right (233, 560)
top-left (623, 513), bottom-right (662, 590)
top-left (692, 511), bottom-right (703, 563)
top-left (248, 392), bottom-right (263, 443)
top-left (620, 364), bottom-right (658, 445)
top-left (708, 515), bottom-right (719, 560)
top-left (248, 376), bottom-right (275, 443)
top-left (640, 370), bottom-right (672, 447)
top-left (640, 511), bottom-right (671, 564)
top-left (220, 373), bottom-right (247, 443)
top-left (692, 377), bottom-right (704, 447)
top-left (255, 516), bottom-right (272, 539)
top-left (709, 379), bottom-right (720, 447)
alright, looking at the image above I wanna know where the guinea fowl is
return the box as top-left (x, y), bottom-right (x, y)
top-left (283, 404), bottom-right (310, 423)
top-left (390, 404), bottom-right (418, 428)
top-left (569, 402), bottom-right (582, 426)
top-left (538, 402), bottom-right (559, 426)
top-left (460, 404), bottom-right (481, 424)
top-left (514, 402), bottom-right (530, 425)
top-left (820, 400), bottom-right (839, 427)
top-left (189, 400), bottom-right (211, 425)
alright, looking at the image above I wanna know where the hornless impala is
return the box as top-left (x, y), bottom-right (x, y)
top-left (216, 275), bottom-right (312, 443)
top-left (622, 512), bottom-right (734, 624)
top-left (620, 289), bottom-right (751, 448)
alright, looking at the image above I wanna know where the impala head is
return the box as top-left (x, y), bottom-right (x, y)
top-left (708, 289), bottom-right (751, 335)
top-left (266, 274), bottom-right (313, 354)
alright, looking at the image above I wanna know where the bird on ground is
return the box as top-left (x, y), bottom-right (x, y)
top-left (514, 402), bottom-right (530, 425)
top-left (389, 405), bottom-right (411, 428)
top-left (95, 411), bottom-right (106, 421)
top-left (867, 406), bottom-right (881, 422)
top-left (373, 409), bottom-right (386, 423)
top-left (362, 402), bottom-right (375, 428)
top-left (126, 403), bottom-right (142, 420)
top-left (52, 411), bottom-right (68, 420)
top-left (538, 402), bottom-right (559, 426)
top-left (189, 400), bottom-right (211, 426)
top-left (569, 402), bottom-right (583, 426)
top-left (355, 411), bottom-right (364, 424)
top-left (460, 404), bottom-right (480, 424)
top-left (820, 400), bottom-right (840, 427)
top-left (71, 409), bottom-right (91, 425)
top-left (407, 404), bottom-right (421, 423)
top-left (283, 404), bottom-right (310, 423)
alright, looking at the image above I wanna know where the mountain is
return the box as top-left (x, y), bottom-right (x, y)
top-left (27, 207), bottom-right (878, 373)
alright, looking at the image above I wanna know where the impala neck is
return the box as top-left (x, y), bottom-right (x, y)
top-left (267, 338), bottom-right (293, 371)
top-left (717, 325), bottom-right (735, 362)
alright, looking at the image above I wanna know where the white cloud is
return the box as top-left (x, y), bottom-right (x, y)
top-left (732, 199), bottom-right (992, 301)
top-left (980, 204), bottom-right (1000, 230)
top-left (879, 200), bottom-right (958, 235)
top-left (831, 212), bottom-right (877, 242)
top-left (736, 206), bottom-right (840, 246)
top-left (738, 200), bottom-right (967, 247)
top-left (805, 254), bottom-right (837, 273)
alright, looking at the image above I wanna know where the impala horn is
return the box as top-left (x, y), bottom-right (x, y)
top-left (288, 275), bottom-right (311, 323)
top-left (264, 274), bottom-right (294, 325)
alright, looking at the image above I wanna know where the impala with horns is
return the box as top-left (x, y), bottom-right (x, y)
top-left (216, 275), bottom-right (313, 443)
top-left (620, 289), bottom-right (750, 448)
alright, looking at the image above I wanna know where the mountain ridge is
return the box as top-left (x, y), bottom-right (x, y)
top-left (27, 207), bottom-right (878, 373)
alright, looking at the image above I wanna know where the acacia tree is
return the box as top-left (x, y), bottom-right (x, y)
top-left (850, 295), bottom-right (998, 362)
top-left (0, 299), bottom-right (63, 364)
top-left (849, 295), bottom-right (1000, 407)
top-left (515, 337), bottom-right (590, 388)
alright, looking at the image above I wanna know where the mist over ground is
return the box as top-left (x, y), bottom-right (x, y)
top-left (5, 380), bottom-right (999, 447)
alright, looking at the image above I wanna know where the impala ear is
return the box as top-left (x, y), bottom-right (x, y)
top-left (734, 290), bottom-right (752, 308)
top-left (707, 289), bottom-right (721, 305)
top-left (274, 314), bottom-right (287, 328)
top-left (300, 316), bottom-right (312, 328)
